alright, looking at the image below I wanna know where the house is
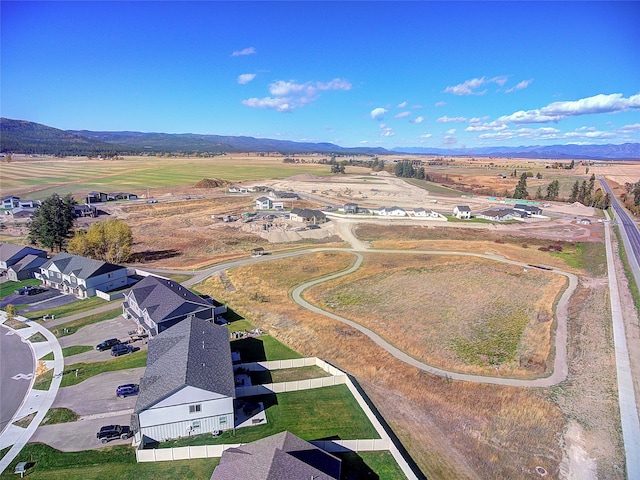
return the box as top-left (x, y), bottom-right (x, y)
top-left (228, 186), bottom-right (248, 194)
top-left (378, 206), bottom-right (407, 216)
top-left (7, 254), bottom-right (48, 281)
top-left (476, 208), bottom-right (515, 222)
top-left (73, 204), bottom-right (97, 218)
top-left (122, 275), bottom-right (226, 337)
top-left (411, 208), bottom-right (445, 219)
top-left (453, 205), bottom-right (471, 219)
top-left (269, 191), bottom-right (299, 200)
top-left (2, 196), bottom-right (20, 209)
top-left (255, 197), bottom-right (272, 210)
top-left (343, 203), bottom-right (358, 214)
top-left (211, 431), bottom-right (341, 480)
top-left (38, 253), bottom-right (128, 298)
top-left (132, 317), bottom-right (235, 444)
top-left (0, 244), bottom-right (47, 273)
top-left (86, 191), bottom-right (108, 203)
top-left (513, 204), bottom-right (542, 217)
top-left (290, 208), bottom-right (327, 224)
top-left (110, 192), bottom-right (138, 201)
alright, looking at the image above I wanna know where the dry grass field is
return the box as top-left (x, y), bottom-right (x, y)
top-left (304, 253), bottom-right (567, 377)
top-left (195, 251), bottom-right (569, 479)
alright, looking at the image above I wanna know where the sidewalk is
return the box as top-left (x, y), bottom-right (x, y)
top-left (0, 313), bottom-right (64, 474)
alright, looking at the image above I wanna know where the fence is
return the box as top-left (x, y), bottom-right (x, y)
top-left (135, 357), bottom-right (421, 479)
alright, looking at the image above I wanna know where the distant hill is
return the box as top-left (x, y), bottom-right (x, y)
top-left (394, 143), bottom-right (640, 160)
top-left (1, 117), bottom-right (638, 159)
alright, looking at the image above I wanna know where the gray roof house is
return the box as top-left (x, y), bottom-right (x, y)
top-left (7, 254), bottom-right (48, 281)
top-left (290, 208), bottom-right (327, 224)
top-left (38, 253), bottom-right (128, 299)
top-left (0, 243), bottom-right (47, 272)
top-left (211, 431), bottom-right (341, 480)
top-left (132, 317), bottom-right (235, 444)
top-left (453, 205), bottom-right (472, 219)
top-left (123, 275), bottom-right (226, 337)
top-left (513, 203), bottom-right (543, 216)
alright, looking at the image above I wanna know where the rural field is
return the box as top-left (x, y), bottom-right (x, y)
top-left (1, 153), bottom-right (636, 479)
top-left (304, 253), bottom-right (567, 377)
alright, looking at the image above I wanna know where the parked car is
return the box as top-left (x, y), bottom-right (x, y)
top-left (96, 425), bottom-right (132, 444)
top-left (308, 224), bottom-right (321, 229)
top-left (96, 339), bottom-right (119, 351)
top-left (116, 384), bottom-right (140, 398)
top-left (15, 285), bottom-right (45, 296)
top-left (111, 344), bottom-right (133, 357)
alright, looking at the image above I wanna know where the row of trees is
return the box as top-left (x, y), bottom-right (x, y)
top-left (28, 194), bottom-right (133, 262)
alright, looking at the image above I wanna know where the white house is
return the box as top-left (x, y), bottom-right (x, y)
top-left (476, 208), bottom-right (515, 222)
top-left (513, 203), bottom-right (543, 217)
top-left (132, 317), bottom-right (235, 444)
top-left (37, 253), bottom-right (128, 298)
top-left (453, 205), bottom-right (471, 219)
top-left (378, 206), bottom-right (407, 216)
top-left (255, 197), bottom-right (272, 210)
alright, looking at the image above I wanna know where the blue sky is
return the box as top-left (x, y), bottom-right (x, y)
top-left (2, 1), bottom-right (639, 149)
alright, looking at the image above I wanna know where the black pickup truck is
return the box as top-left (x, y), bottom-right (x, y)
top-left (96, 425), bottom-right (133, 444)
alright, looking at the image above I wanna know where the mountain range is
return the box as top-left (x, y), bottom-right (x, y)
top-left (1, 118), bottom-right (639, 160)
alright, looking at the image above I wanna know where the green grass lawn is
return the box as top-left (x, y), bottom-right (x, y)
top-left (41, 408), bottom-right (78, 426)
top-left (0, 444), bottom-right (217, 480)
top-left (24, 296), bottom-right (108, 319)
top-left (27, 332), bottom-right (47, 343)
top-left (0, 278), bottom-right (41, 299)
top-left (249, 365), bottom-right (331, 384)
top-left (229, 333), bottom-right (304, 362)
top-left (33, 369), bottom-right (53, 391)
top-left (550, 241), bottom-right (607, 276)
top-left (160, 384), bottom-right (379, 449)
top-left (50, 308), bottom-right (123, 337)
top-left (39, 352), bottom-right (54, 361)
top-left (339, 451), bottom-right (408, 480)
top-left (61, 345), bottom-right (93, 357)
top-left (60, 350), bottom-right (147, 387)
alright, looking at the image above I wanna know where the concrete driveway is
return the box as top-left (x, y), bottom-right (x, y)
top-left (58, 315), bottom-right (143, 352)
top-left (29, 412), bottom-right (134, 452)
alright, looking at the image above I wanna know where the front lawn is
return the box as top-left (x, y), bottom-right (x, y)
top-left (0, 444), bottom-right (217, 479)
top-left (0, 278), bottom-right (41, 299)
top-left (160, 384), bottom-right (379, 449)
top-left (49, 308), bottom-right (123, 337)
top-left (60, 350), bottom-right (147, 387)
top-left (24, 296), bottom-right (108, 319)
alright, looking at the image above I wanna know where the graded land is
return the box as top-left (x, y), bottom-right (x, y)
top-left (2, 153), bottom-right (639, 479)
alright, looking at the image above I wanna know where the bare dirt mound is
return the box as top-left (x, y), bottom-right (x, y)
top-left (194, 178), bottom-right (230, 188)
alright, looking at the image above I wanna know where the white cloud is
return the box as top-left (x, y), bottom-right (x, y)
top-left (370, 107), bottom-right (387, 121)
top-left (317, 78), bottom-right (352, 91)
top-left (380, 127), bottom-right (395, 137)
top-left (411, 116), bottom-right (425, 124)
top-left (444, 76), bottom-right (509, 95)
top-left (465, 121), bottom-right (508, 132)
top-left (618, 123), bottom-right (640, 133)
top-left (435, 101), bottom-right (446, 107)
top-left (418, 132), bottom-right (432, 138)
top-left (237, 73), bottom-right (256, 85)
top-left (498, 92), bottom-right (640, 124)
top-left (243, 77), bottom-right (351, 112)
top-left (395, 111), bottom-right (410, 119)
top-left (445, 129), bottom-right (457, 135)
top-left (438, 115), bottom-right (467, 123)
top-left (505, 79), bottom-right (533, 93)
top-left (242, 97), bottom-right (293, 113)
top-left (397, 101), bottom-right (408, 108)
top-left (232, 47), bottom-right (256, 56)
top-left (475, 125), bottom-right (618, 142)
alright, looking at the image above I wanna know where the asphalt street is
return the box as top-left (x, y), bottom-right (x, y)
top-left (0, 324), bottom-right (33, 436)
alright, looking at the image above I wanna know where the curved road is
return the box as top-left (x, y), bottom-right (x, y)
top-left (0, 325), bottom-right (33, 435)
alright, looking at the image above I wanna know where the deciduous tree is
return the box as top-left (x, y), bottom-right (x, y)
top-left (67, 219), bottom-right (133, 263)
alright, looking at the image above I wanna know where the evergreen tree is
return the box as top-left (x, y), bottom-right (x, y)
top-left (569, 181), bottom-right (580, 202)
top-left (394, 161), bottom-right (403, 177)
top-left (545, 180), bottom-right (560, 200)
top-left (513, 172), bottom-right (529, 199)
top-left (535, 186), bottom-right (543, 200)
top-left (28, 193), bottom-right (76, 252)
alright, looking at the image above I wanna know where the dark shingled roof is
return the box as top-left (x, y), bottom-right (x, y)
top-left (211, 431), bottom-right (341, 480)
top-left (134, 317), bottom-right (235, 413)
top-left (0, 243), bottom-right (46, 265)
top-left (10, 254), bottom-right (47, 273)
top-left (126, 275), bottom-right (214, 326)
top-left (41, 252), bottom-right (124, 279)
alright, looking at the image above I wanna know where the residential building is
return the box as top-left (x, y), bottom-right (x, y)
top-left (86, 191), bottom-right (108, 203)
top-left (476, 208), bottom-right (515, 222)
top-left (211, 431), bottom-right (341, 480)
top-left (255, 197), bottom-right (272, 210)
top-left (343, 203), bottom-right (358, 214)
top-left (0, 243), bottom-right (48, 272)
top-left (132, 317), bottom-right (235, 444)
top-left (378, 206), bottom-right (407, 216)
top-left (122, 275), bottom-right (226, 337)
top-left (7, 254), bottom-right (48, 281)
top-left (290, 208), bottom-right (327, 224)
top-left (453, 205), bottom-right (472, 219)
top-left (38, 253), bottom-right (127, 298)
top-left (74, 204), bottom-right (97, 218)
top-left (513, 204), bottom-right (543, 217)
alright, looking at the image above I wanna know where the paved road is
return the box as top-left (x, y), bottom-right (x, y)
top-left (0, 325), bottom-right (33, 435)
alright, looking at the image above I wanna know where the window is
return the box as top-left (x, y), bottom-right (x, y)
top-left (219, 416), bottom-right (227, 424)
top-left (189, 404), bottom-right (201, 414)
top-left (192, 420), bottom-right (201, 428)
